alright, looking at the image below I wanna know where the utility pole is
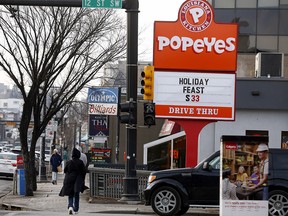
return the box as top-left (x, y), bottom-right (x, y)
top-left (119, 0), bottom-right (140, 202)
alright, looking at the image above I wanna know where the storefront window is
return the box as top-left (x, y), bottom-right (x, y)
top-left (147, 135), bottom-right (186, 170)
top-left (147, 142), bottom-right (171, 170)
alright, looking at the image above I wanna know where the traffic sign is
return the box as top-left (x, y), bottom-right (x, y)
top-left (82, 0), bottom-right (122, 8)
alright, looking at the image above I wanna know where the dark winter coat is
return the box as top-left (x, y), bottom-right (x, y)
top-left (50, 153), bottom-right (62, 172)
top-left (59, 148), bottom-right (86, 196)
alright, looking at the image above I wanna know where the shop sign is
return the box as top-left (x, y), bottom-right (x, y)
top-left (159, 119), bottom-right (175, 137)
top-left (153, 0), bottom-right (238, 71)
top-left (89, 115), bottom-right (109, 137)
top-left (90, 148), bottom-right (112, 163)
top-left (88, 87), bottom-right (120, 116)
top-left (154, 71), bottom-right (235, 120)
top-left (88, 103), bottom-right (117, 115)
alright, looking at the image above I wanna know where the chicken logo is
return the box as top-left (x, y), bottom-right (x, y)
top-left (180, 0), bottom-right (213, 32)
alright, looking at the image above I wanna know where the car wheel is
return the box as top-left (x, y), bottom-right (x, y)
top-left (151, 186), bottom-right (181, 216)
top-left (269, 190), bottom-right (288, 216)
top-left (176, 204), bottom-right (189, 215)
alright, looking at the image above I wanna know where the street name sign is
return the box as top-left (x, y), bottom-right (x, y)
top-left (82, 0), bottom-right (122, 8)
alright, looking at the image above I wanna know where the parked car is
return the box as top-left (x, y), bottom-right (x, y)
top-left (0, 146), bottom-right (11, 152)
top-left (0, 141), bottom-right (9, 147)
top-left (11, 146), bottom-right (21, 152)
top-left (11, 149), bottom-right (40, 175)
top-left (144, 149), bottom-right (288, 216)
top-left (144, 151), bottom-right (220, 216)
top-left (0, 152), bottom-right (18, 178)
top-left (4, 144), bottom-right (14, 149)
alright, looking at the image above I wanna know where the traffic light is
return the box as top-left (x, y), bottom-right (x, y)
top-left (119, 100), bottom-right (136, 125)
top-left (141, 65), bottom-right (154, 100)
top-left (144, 102), bottom-right (155, 126)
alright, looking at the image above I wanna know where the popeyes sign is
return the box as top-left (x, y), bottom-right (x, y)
top-left (153, 0), bottom-right (238, 121)
top-left (153, 0), bottom-right (238, 71)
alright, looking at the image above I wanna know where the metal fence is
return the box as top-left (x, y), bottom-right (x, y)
top-left (88, 165), bottom-right (151, 200)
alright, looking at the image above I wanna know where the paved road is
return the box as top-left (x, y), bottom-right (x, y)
top-left (0, 178), bottom-right (13, 198)
top-left (0, 174), bottom-right (219, 216)
top-left (0, 210), bottom-right (154, 216)
top-left (0, 210), bottom-right (220, 216)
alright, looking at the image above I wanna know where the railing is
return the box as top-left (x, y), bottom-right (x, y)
top-left (88, 165), bottom-right (151, 201)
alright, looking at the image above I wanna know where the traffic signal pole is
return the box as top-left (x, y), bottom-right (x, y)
top-left (120, 0), bottom-right (140, 202)
top-left (0, 0), bottom-right (140, 201)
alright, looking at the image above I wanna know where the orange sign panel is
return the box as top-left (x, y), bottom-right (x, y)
top-left (153, 0), bottom-right (238, 72)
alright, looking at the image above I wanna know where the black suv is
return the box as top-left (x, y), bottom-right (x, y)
top-left (144, 149), bottom-right (288, 216)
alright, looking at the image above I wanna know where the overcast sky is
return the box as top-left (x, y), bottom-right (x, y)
top-left (1, 1), bottom-right (184, 85)
top-left (136, 0), bottom-right (184, 61)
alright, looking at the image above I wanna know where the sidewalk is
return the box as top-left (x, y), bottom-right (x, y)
top-left (0, 173), bottom-right (219, 215)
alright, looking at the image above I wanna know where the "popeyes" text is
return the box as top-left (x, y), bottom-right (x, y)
top-left (158, 36), bottom-right (236, 54)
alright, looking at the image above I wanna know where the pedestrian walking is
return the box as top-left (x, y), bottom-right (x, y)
top-left (50, 149), bottom-right (63, 185)
top-left (76, 145), bottom-right (89, 190)
top-left (76, 145), bottom-right (87, 167)
top-left (59, 148), bottom-right (86, 215)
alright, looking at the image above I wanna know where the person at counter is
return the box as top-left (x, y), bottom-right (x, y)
top-left (248, 143), bottom-right (269, 200)
top-left (249, 165), bottom-right (260, 185)
top-left (235, 165), bottom-right (248, 186)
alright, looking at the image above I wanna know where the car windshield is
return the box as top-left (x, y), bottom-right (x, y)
top-left (209, 155), bottom-right (220, 169)
top-left (195, 151), bottom-right (220, 169)
top-left (0, 154), bottom-right (17, 160)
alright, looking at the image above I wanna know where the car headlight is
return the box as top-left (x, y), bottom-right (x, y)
top-left (148, 175), bottom-right (156, 184)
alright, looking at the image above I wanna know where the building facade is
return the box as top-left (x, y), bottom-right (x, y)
top-left (142, 0), bottom-right (288, 168)
top-left (92, 0), bottom-right (288, 168)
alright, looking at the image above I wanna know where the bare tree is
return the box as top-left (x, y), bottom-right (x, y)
top-left (0, 6), bottom-right (126, 196)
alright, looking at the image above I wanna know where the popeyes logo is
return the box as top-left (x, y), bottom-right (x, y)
top-left (153, 0), bottom-right (238, 72)
top-left (180, 0), bottom-right (213, 32)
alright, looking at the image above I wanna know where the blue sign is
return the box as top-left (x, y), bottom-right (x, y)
top-left (88, 87), bottom-right (119, 104)
top-left (89, 115), bottom-right (109, 137)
